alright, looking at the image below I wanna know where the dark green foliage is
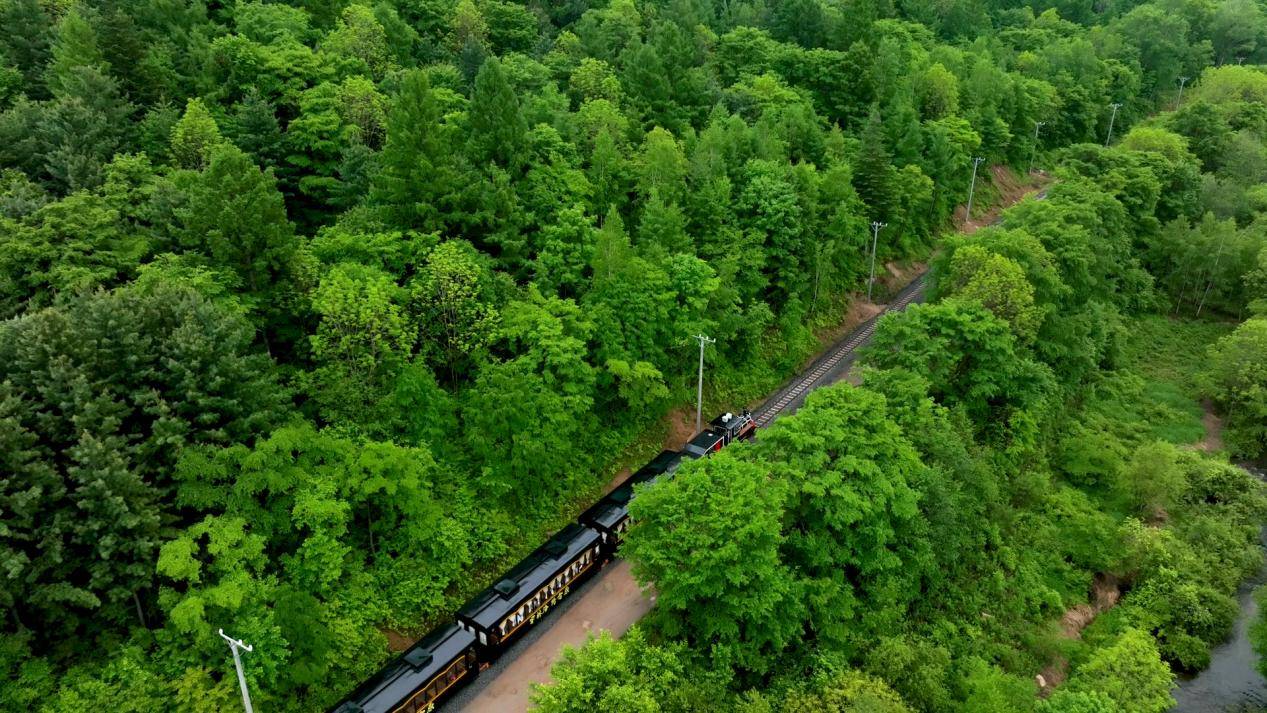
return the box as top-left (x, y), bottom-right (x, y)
top-left (467, 57), bottom-right (527, 170)
top-left (371, 69), bottom-right (461, 233)
top-left (2, 0), bottom-right (1267, 709)
top-left (0, 282), bottom-right (284, 643)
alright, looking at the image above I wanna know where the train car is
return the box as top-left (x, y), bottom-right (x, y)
top-left (456, 523), bottom-right (604, 655)
top-left (579, 450), bottom-right (684, 554)
top-left (328, 623), bottom-right (479, 713)
top-left (713, 410), bottom-right (757, 443)
top-left (328, 409), bottom-right (756, 713)
top-left (682, 411), bottom-right (757, 459)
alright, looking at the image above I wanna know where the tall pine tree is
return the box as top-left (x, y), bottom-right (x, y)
top-left (853, 108), bottom-right (897, 224)
top-left (371, 69), bottom-right (460, 232)
top-left (467, 57), bottom-right (527, 171)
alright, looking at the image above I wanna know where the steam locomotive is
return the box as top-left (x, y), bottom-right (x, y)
top-left (329, 410), bottom-right (757, 713)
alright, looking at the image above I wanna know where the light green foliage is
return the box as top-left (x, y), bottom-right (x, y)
top-left (568, 57), bottom-right (622, 104)
top-left (413, 239), bottom-right (499, 382)
top-left (625, 452), bottom-right (802, 673)
top-left (170, 99), bottom-right (224, 170)
top-left (321, 4), bottom-right (393, 79)
top-left (1119, 127), bottom-right (1192, 164)
top-left (1064, 629), bottom-right (1175, 713)
top-left (1117, 442), bottom-right (1185, 518)
top-left (941, 244), bottom-right (1043, 344)
top-left (1251, 585), bottom-right (1267, 678)
top-left (958, 657), bottom-right (1038, 713)
top-left (529, 629), bottom-right (686, 713)
top-left (781, 669), bottom-right (915, 713)
top-left (1202, 318), bottom-right (1267, 457)
top-left (1039, 690), bottom-right (1118, 713)
top-left (0, 182), bottom-right (149, 317)
top-left (307, 262), bottom-right (414, 421)
top-left (163, 422), bottom-right (464, 697)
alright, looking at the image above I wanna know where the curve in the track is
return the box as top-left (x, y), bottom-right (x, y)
top-left (753, 273), bottom-right (928, 427)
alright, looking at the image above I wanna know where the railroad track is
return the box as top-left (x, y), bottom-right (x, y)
top-left (750, 182), bottom-right (1057, 427)
top-left (753, 274), bottom-right (929, 427)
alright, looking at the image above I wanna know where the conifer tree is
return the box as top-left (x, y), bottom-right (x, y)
top-left (45, 5), bottom-right (108, 96)
top-left (371, 70), bottom-right (458, 232)
top-left (637, 190), bottom-right (689, 255)
top-left (227, 90), bottom-right (285, 170)
top-left (467, 57), bottom-right (527, 171)
top-left (886, 87), bottom-right (924, 167)
top-left (170, 98), bottom-right (223, 170)
top-left (588, 128), bottom-right (626, 217)
top-left (178, 145), bottom-right (298, 318)
top-left (853, 108), bottom-right (897, 224)
top-left (0, 0), bottom-right (53, 98)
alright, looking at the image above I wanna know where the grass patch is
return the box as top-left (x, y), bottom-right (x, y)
top-left (1117, 315), bottom-right (1234, 396)
top-left (1081, 315), bottom-right (1231, 448)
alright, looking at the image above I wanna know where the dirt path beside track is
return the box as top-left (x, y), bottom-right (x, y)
top-left (452, 561), bottom-right (652, 712)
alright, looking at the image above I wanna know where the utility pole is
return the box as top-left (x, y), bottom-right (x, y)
top-left (1175, 76), bottom-right (1189, 109)
top-left (219, 629), bottom-right (255, 713)
top-left (692, 334), bottom-right (715, 435)
top-left (1029, 121), bottom-right (1047, 173)
top-left (1104, 103), bottom-right (1122, 146)
top-left (965, 156), bottom-right (986, 222)
top-left (1196, 230), bottom-right (1229, 317)
top-left (867, 221), bottom-right (886, 301)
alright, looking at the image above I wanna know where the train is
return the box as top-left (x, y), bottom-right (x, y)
top-left (329, 410), bottom-right (757, 713)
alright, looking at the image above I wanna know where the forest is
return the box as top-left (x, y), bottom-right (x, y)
top-left (2, 0), bottom-right (1267, 707)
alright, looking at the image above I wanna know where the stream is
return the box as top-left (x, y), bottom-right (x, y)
top-left (1171, 525), bottom-right (1267, 712)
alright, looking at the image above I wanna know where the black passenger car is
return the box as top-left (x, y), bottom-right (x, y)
top-left (579, 450), bottom-right (683, 551)
top-left (456, 523), bottom-right (603, 654)
top-left (328, 623), bottom-right (478, 713)
top-left (327, 410), bottom-right (758, 713)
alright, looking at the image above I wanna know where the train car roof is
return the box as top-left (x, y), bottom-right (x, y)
top-left (329, 623), bottom-right (475, 713)
top-left (645, 449), bottom-right (684, 473)
top-left (579, 460), bottom-right (670, 532)
top-left (457, 523), bottom-right (602, 631)
top-left (683, 429), bottom-right (724, 458)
